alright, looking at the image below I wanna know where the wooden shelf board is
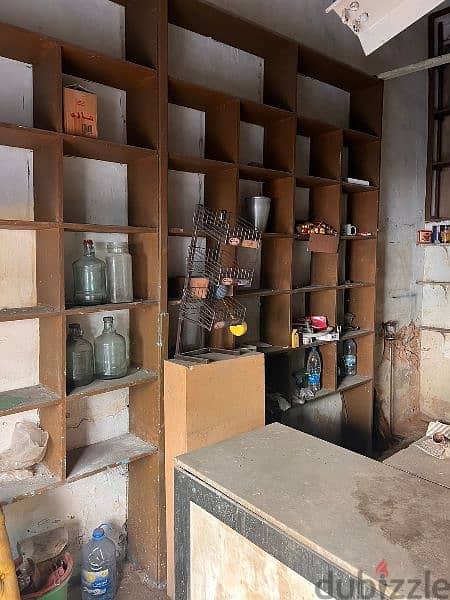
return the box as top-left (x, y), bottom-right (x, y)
top-left (67, 368), bottom-right (157, 400)
top-left (434, 107), bottom-right (450, 118)
top-left (0, 122), bottom-right (59, 150)
top-left (417, 242), bottom-right (450, 246)
top-left (0, 305), bottom-right (59, 322)
top-left (169, 76), bottom-right (235, 111)
top-left (297, 115), bottom-right (340, 138)
top-left (432, 161), bottom-right (450, 170)
top-left (416, 280), bottom-right (450, 286)
top-left (341, 234), bottom-right (377, 240)
top-left (262, 232), bottom-right (294, 239)
top-left (169, 153), bottom-right (235, 174)
top-left (0, 220), bottom-right (59, 231)
top-left (337, 374), bottom-right (372, 392)
top-left (296, 175), bottom-right (339, 189)
top-left (65, 300), bottom-right (157, 315)
top-left (292, 284), bottom-right (337, 293)
top-left (239, 164), bottom-right (292, 181)
top-left (66, 433), bottom-right (157, 482)
top-left (340, 329), bottom-right (373, 341)
top-left (61, 43), bottom-right (157, 90)
top-left (0, 384), bottom-right (60, 418)
top-left (0, 463), bottom-right (59, 506)
top-left (342, 181), bottom-right (378, 193)
top-left (343, 128), bottom-right (379, 145)
top-left (63, 134), bottom-right (157, 163)
top-left (63, 223), bottom-right (157, 234)
top-left (236, 288), bottom-right (290, 298)
top-left (241, 99), bottom-right (295, 126)
top-left (338, 281), bottom-right (375, 289)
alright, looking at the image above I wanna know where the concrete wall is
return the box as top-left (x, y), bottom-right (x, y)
top-left (0, 0), bottom-right (441, 582)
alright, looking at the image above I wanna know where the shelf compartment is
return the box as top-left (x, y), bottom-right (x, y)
top-left (0, 22), bottom-right (61, 131)
top-left (0, 384), bottom-right (59, 417)
top-left (240, 176), bottom-right (294, 235)
top-left (0, 462), bottom-right (59, 506)
top-left (261, 237), bottom-right (293, 290)
top-left (342, 137), bottom-right (381, 188)
top-left (61, 44), bottom-right (158, 148)
top-left (63, 135), bottom-right (158, 229)
top-left (292, 288), bottom-right (337, 330)
top-left (169, 77), bottom-right (239, 163)
top-left (337, 287), bottom-right (375, 331)
top-left (339, 238), bottom-right (377, 285)
top-left (292, 237), bottom-right (338, 289)
top-left (66, 433), bottom-right (157, 481)
top-left (64, 230), bottom-right (158, 308)
top-left (169, 0), bottom-right (298, 111)
top-left (296, 122), bottom-right (341, 182)
top-left (65, 300), bottom-right (157, 316)
top-left (341, 189), bottom-right (379, 235)
top-left (343, 128), bottom-right (380, 145)
top-left (169, 154), bottom-right (235, 174)
top-left (337, 333), bottom-right (374, 387)
top-left (240, 99), bottom-right (296, 172)
top-left (0, 124), bottom-right (62, 223)
top-left (261, 293), bottom-right (292, 347)
top-left (67, 367), bottom-right (157, 401)
top-left (239, 165), bottom-right (293, 181)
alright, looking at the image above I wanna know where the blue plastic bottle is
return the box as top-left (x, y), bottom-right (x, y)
top-left (81, 524), bottom-right (117, 599)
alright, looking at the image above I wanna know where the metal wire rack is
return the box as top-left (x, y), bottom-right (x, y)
top-left (176, 204), bottom-right (260, 356)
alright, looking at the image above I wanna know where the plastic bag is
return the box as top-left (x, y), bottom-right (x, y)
top-left (0, 422), bottom-right (48, 472)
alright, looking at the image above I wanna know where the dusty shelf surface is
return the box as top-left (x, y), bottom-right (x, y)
top-left (0, 463), bottom-right (59, 506)
top-left (176, 423), bottom-right (450, 599)
top-left (0, 384), bottom-right (59, 417)
top-left (115, 564), bottom-right (168, 600)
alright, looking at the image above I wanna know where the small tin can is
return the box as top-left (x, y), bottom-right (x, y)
top-left (417, 230), bottom-right (432, 244)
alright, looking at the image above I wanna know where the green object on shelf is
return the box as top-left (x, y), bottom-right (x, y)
top-left (38, 579), bottom-right (69, 600)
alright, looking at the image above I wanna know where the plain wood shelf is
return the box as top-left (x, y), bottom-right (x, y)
top-left (338, 281), bottom-right (375, 289)
top-left (0, 384), bottom-right (60, 418)
top-left (434, 107), bottom-right (450, 118)
top-left (343, 128), bottom-right (380, 145)
top-left (66, 433), bottom-right (157, 481)
top-left (62, 134), bottom-right (158, 163)
top-left (297, 115), bottom-right (340, 138)
top-left (0, 220), bottom-right (59, 230)
top-left (67, 368), bottom-right (157, 401)
top-left (236, 288), bottom-right (291, 298)
top-left (63, 223), bottom-right (158, 234)
top-left (0, 305), bottom-right (59, 322)
top-left (432, 161), bottom-right (450, 170)
top-left (292, 284), bottom-right (337, 293)
top-left (416, 280), bottom-right (450, 286)
top-left (241, 98), bottom-right (295, 125)
top-left (65, 300), bottom-right (158, 315)
top-left (169, 153), bottom-right (236, 174)
top-left (239, 165), bottom-right (293, 181)
top-left (341, 234), bottom-right (377, 240)
top-left (0, 463), bottom-right (59, 506)
top-left (337, 374), bottom-right (372, 392)
top-left (342, 181), bottom-right (378, 193)
top-left (296, 175), bottom-right (339, 189)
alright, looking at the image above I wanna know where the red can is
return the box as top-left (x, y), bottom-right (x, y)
top-left (417, 230), bottom-right (432, 244)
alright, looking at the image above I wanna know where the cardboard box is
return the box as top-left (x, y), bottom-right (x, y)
top-left (63, 86), bottom-right (98, 138)
top-left (308, 232), bottom-right (339, 254)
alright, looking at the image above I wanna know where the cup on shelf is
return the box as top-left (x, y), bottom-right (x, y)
top-left (243, 196), bottom-right (271, 232)
top-left (341, 224), bottom-right (357, 236)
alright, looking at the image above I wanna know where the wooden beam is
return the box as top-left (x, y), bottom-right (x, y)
top-left (379, 53), bottom-right (450, 80)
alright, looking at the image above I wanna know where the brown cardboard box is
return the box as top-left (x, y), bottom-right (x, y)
top-left (63, 86), bottom-right (98, 138)
top-left (308, 232), bottom-right (340, 254)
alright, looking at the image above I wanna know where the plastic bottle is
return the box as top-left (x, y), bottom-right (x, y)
top-left (94, 316), bottom-right (129, 379)
top-left (66, 323), bottom-right (94, 392)
top-left (343, 338), bottom-right (357, 377)
top-left (81, 524), bottom-right (117, 600)
top-left (307, 346), bottom-right (322, 393)
top-left (73, 240), bottom-right (107, 306)
top-left (106, 241), bottom-right (133, 304)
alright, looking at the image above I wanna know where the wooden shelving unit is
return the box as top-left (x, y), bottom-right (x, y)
top-left (0, 0), bottom-right (382, 586)
top-left (0, 2), bottom-right (166, 585)
top-left (166, 0), bottom-right (383, 454)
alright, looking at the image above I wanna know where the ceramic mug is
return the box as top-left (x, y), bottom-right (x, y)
top-left (342, 224), bottom-right (357, 236)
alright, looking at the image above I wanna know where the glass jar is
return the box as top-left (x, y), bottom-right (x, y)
top-left (66, 323), bottom-right (94, 392)
top-left (94, 316), bottom-right (129, 379)
top-left (73, 240), bottom-right (107, 306)
top-left (106, 242), bottom-right (133, 303)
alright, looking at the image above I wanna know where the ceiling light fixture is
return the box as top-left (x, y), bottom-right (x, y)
top-left (326, 0), bottom-right (446, 55)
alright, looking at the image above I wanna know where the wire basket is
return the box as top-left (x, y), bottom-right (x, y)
top-left (179, 293), bottom-right (246, 331)
top-left (193, 204), bottom-right (262, 248)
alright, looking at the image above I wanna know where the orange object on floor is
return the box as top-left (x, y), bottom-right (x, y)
top-left (0, 506), bottom-right (20, 600)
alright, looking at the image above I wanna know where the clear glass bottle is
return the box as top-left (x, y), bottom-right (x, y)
top-left (66, 323), bottom-right (94, 392)
top-left (73, 240), bottom-right (107, 306)
top-left (106, 241), bottom-right (133, 303)
top-left (94, 316), bottom-right (129, 379)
